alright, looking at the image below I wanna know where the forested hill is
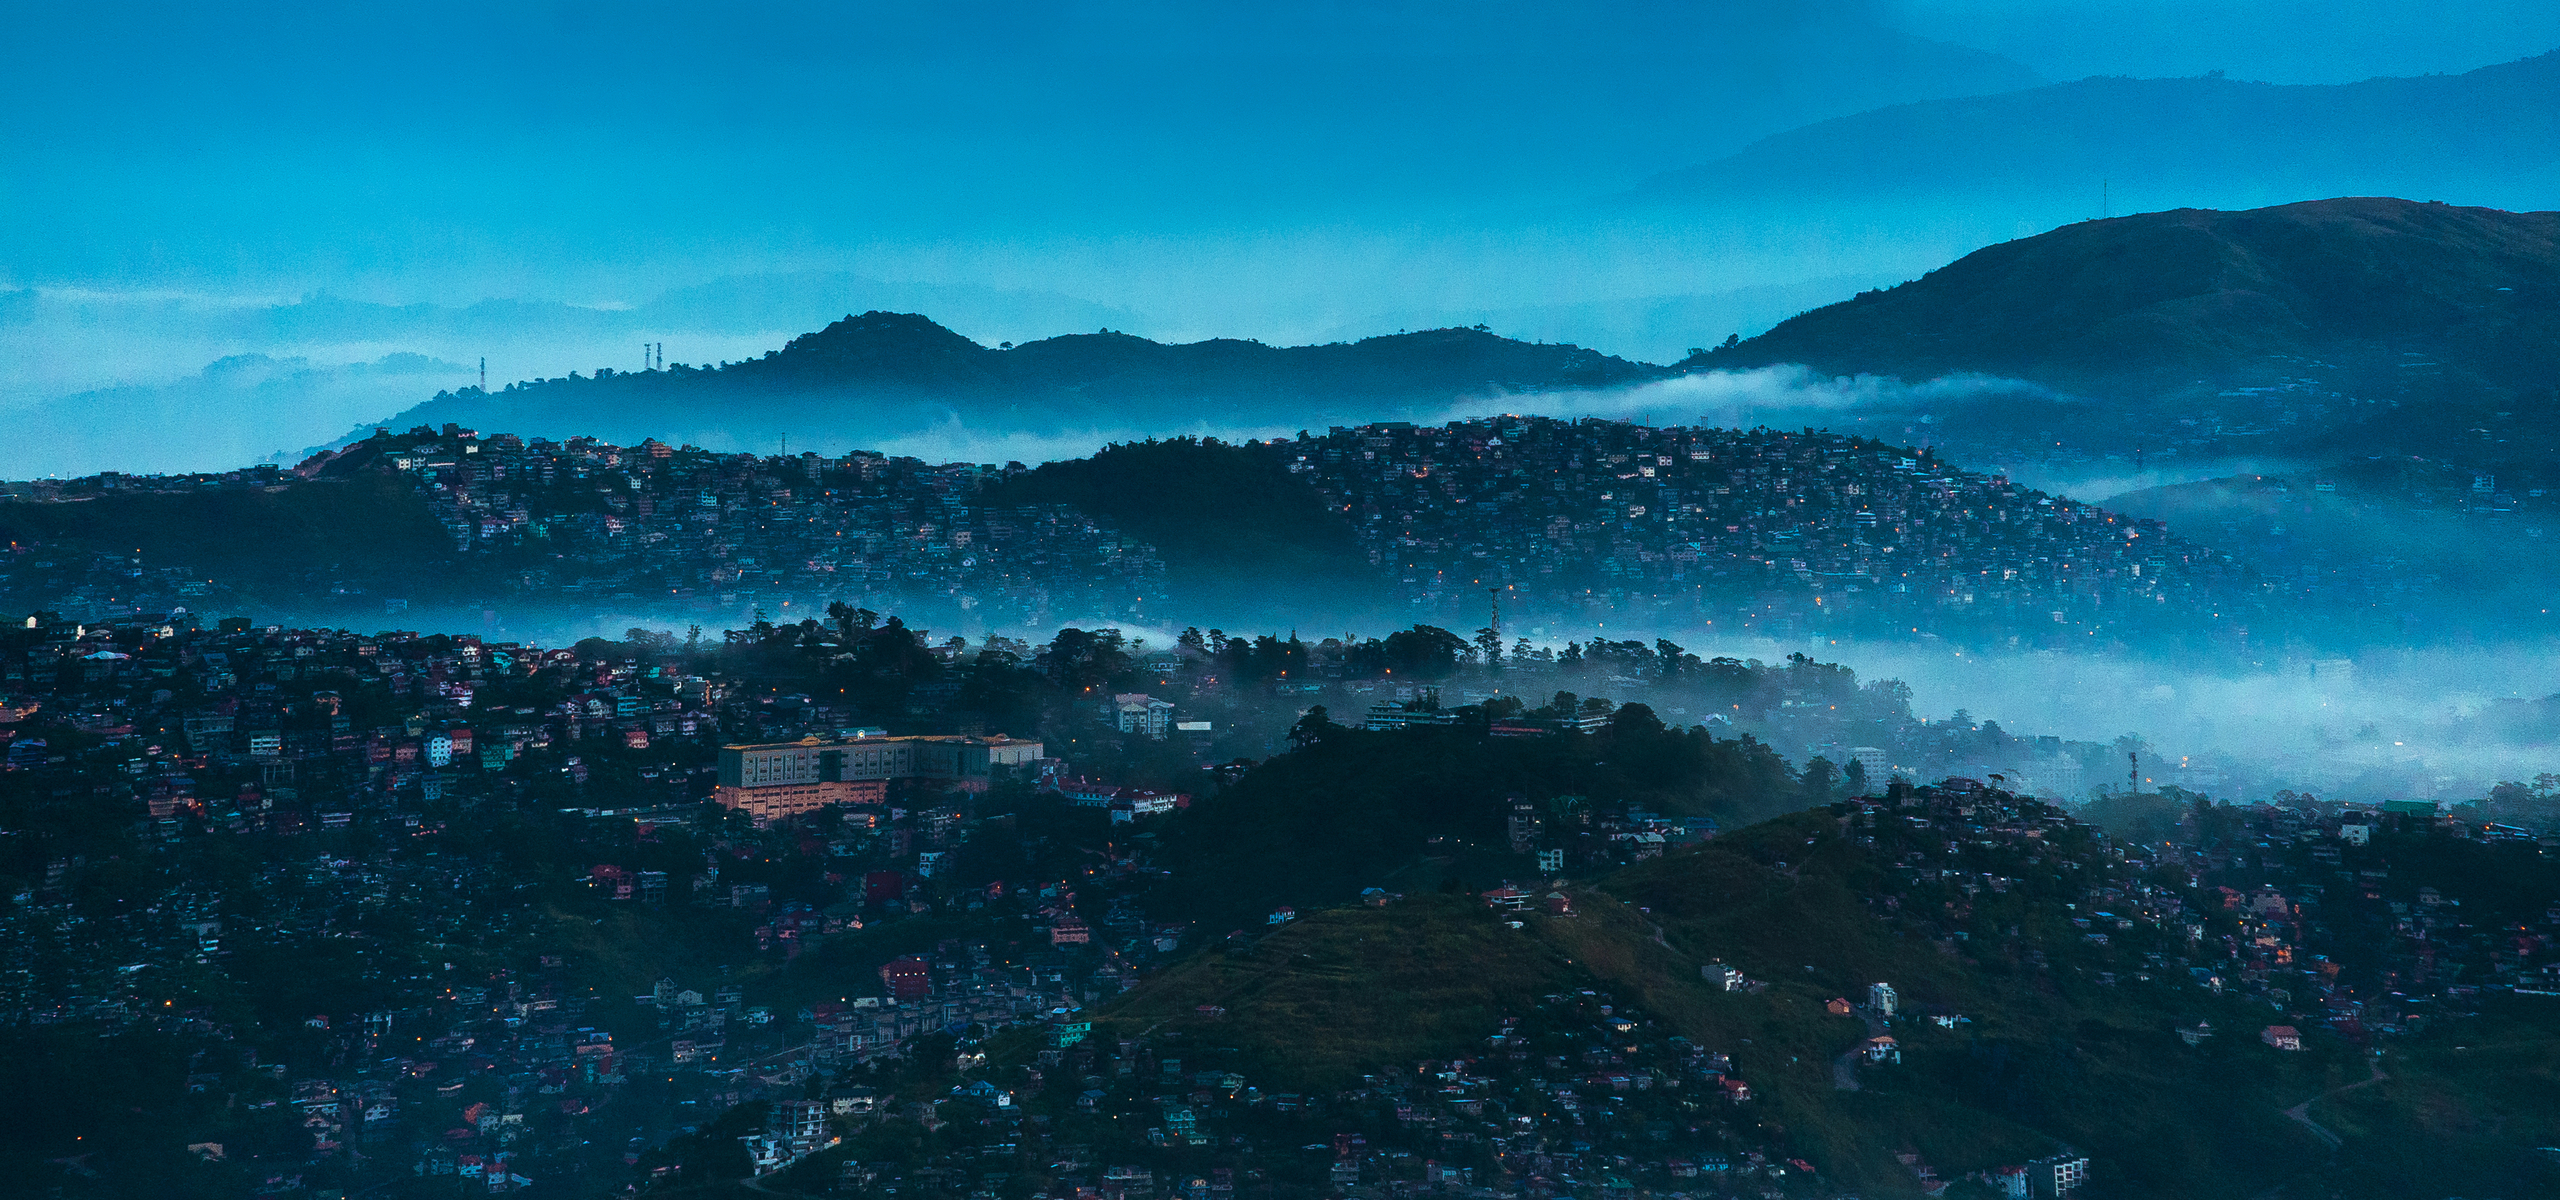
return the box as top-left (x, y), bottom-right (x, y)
top-left (356, 313), bottom-right (1668, 452)
top-left (1684, 197), bottom-right (2560, 394)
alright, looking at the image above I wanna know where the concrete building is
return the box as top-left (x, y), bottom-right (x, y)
top-left (2027, 1154), bottom-right (2088, 1197)
top-left (714, 734), bottom-right (1044, 821)
top-left (1850, 747), bottom-right (1889, 794)
top-left (1110, 693), bottom-right (1175, 738)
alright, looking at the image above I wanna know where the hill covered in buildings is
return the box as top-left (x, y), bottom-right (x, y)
top-left (1040, 781), bottom-right (2560, 1200)
top-left (1, 418), bottom-right (2293, 648)
top-left (29, 406), bottom-right (2560, 649)
top-left (23, 412), bottom-right (2558, 648)
top-left (9, 601), bottom-right (2560, 1198)
top-left (350, 313), bottom-right (1666, 454)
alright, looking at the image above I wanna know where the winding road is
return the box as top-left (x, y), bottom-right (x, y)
top-left (1833, 1011), bottom-right (1890, 1091)
top-left (2281, 1055), bottom-right (2388, 1149)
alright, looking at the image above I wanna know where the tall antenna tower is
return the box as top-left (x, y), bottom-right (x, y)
top-left (2101, 178), bottom-right (2111, 220)
top-left (478, 357), bottom-right (486, 391)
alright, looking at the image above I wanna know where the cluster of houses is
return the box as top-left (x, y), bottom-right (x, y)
top-left (0, 609), bottom-right (727, 849)
top-left (2146, 795), bottom-right (2560, 1039)
top-left (1004, 987), bottom-right (1801, 1200)
top-left (5, 416), bottom-right (2263, 647)
top-left (1847, 775), bottom-right (2560, 1071)
top-left (5, 426), bottom-right (1179, 631)
top-left (1011, 984), bottom-right (2090, 1198)
top-left (0, 603), bottom-right (1230, 1193)
top-left (1280, 416), bottom-right (2250, 643)
top-left (336, 426), bottom-right (1171, 628)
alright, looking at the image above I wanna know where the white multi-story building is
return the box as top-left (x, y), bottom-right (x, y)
top-left (1850, 747), bottom-right (1890, 794)
top-left (2028, 1154), bottom-right (2088, 1197)
top-left (1110, 693), bottom-right (1175, 738)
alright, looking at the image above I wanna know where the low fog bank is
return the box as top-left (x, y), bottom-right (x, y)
top-left (1447, 363), bottom-right (2043, 424)
top-left (1491, 369), bottom-right (2312, 506)
top-left (1653, 624), bottom-right (2560, 807)
top-left (1995, 457), bottom-right (2317, 505)
top-left (1328, 274), bottom-right (1896, 365)
top-left (795, 366), bottom-right (2073, 479)
top-left (0, 276), bottom-right (1154, 477)
top-left (208, 576), bottom-right (2560, 814)
top-left (0, 331), bottom-right (795, 479)
top-left (0, 353), bottom-right (478, 480)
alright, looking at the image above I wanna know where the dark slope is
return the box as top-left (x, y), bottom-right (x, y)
top-left (362, 315), bottom-right (1669, 452)
top-left (987, 438), bottom-right (1374, 608)
top-left (1624, 51), bottom-right (2560, 214)
top-left (1659, 197), bottom-right (2560, 542)
top-left (0, 471), bottom-right (457, 608)
top-left (1684, 197), bottom-right (2560, 390)
top-left (1076, 784), bottom-right (2560, 1199)
top-left (1085, 895), bottom-right (1586, 1093)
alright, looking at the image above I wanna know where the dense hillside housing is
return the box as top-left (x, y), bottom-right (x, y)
top-left (1280, 416), bottom-right (2259, 645)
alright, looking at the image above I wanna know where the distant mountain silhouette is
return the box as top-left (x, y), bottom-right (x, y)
top-left (359, 315), bottom-right (1667, 451)
top-left (1659, 196), bottom-right (2560, 576)
top-left (1623, 52), bottom-right (2560, 218)
top-left (1687, 197), bottom-right (2560, 394)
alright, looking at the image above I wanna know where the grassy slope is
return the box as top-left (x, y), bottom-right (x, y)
top-left (0, 472), bottom-right (460, 605)
top-left (2305, 1002), bottom-right (2560, 1199)
top-left (1091, 894), bottom-right (1582, 1091)
top-left (1597, 815), bottom-right (2329, 1198)
top-left (985, 438), bottom-right (1377, 610)
top-left (1148, 725), bottom-right (1804, 937)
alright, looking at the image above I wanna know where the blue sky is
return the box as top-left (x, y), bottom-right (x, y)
top-left (7, 1), bottom-right (2552, 300)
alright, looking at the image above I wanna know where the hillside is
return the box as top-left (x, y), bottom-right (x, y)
top-left (357, 314), bottom-right (1667, 454)
top-left (1687, 197), bottom-right (2560, 392)
top-left (1624, 52), bottom-right (2560, 219)
top-left (1661, 197), bottom-right (2560, 578)
top-left (1145, 715), bottom-right (1807, 934)
top-left (19, 411), bottom-right (2560, 650)
top-left (1270, 418), bottom-right (2265, 647)
top-left (2103, 464), bottom-right (2560, 641)
top-left (985, 437), bottom-right (1373, 610)
top-left (0, 469), bottom-right (460, 616)
top-left (11, 595), bottom-right (2560, 1198)
top-left (4, 417), bottom-right (2291, 648)
top-left (1021, 784), bottom-right (2560, 1200)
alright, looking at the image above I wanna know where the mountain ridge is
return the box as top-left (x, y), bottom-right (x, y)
top-left (1684, 197), bottom-right (2560, 391)
top-left (1620, 50), bottom-right (2560, 213)
top-left (357, 315), bottom-right (1667, 452)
